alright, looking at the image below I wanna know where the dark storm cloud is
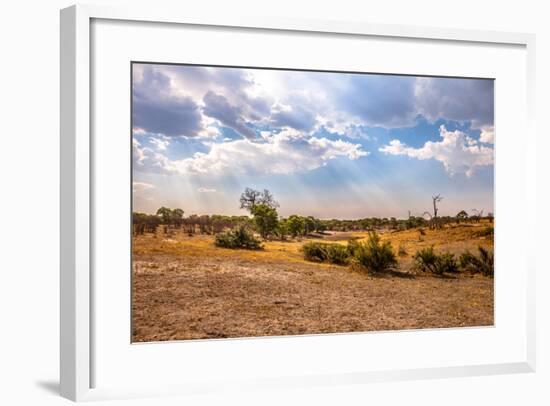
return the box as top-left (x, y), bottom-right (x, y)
top-left (270, 104), bottom-right (317, 131)
top-left (132, 67), bottom-right (203, 137)
top-left (202, 91), bottom-right (257, 139)
top-left (415, 78), bottom-right (494, 127)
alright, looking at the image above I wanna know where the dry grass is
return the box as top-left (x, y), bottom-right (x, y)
top-left (132, 222), bottom-right (494, 342)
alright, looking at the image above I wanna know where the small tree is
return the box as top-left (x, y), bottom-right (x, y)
top-left (250, 204), bottom-right (279, 239)
top-left (456, 210), bottom-right (468, 224)
top-left (287, 215), bottom-right (305, 237)
top-left (430, 194), bottom-right (443, 229)
top-left (304, 216), bottom-right (316, 235)
top-left (470, 209), bottom-right (484, 223)
top-left (277, 218), bottom-right (290, 240)
top-left (156, 207), bottom-right (173, 225)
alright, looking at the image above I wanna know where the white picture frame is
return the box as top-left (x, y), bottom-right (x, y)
top-left (60, 3), bottom-right (536, 402)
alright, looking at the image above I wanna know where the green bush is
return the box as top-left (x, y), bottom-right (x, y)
top-left (326, 244), bottom-right (350, 265)
top-left (459, 246), bottom-right (494, 276)
top-left (302, 242), bottom-right (327, 262)
top-left (302, 242), bottom-right (350, 265)
top-left (346, 239), bottom-right (361, 257)
top-left (437, 252), bottom-right (459, 273)
top-left (458, 250), bottom-right (476, 270)
top-left (413, 246), bottom-right (439, 274)
top-left (413, 246), bottom-right (457, 275)
top-left (352, 232), bottom-right (397, 274)
top-left (215, 225), bottom-right (262, 249)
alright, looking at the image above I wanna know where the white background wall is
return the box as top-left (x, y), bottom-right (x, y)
top-left (0, 1), bottom-right (547, 405)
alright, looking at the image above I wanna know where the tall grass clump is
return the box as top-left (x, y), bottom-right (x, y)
top-left (302, 242), bottom-right (349, 265)
top-left (473, 226), bottom-right (494, 238)
top-left (215, 225), bottom-right (262, 249)
top-left (352, 232), bottom-right (397, 274)
top-left (413, 246), bottom-right (458, 275)
top-left (412, 246), bottom-right (438, 274)
top-left (346, 239), bottom-right (361, 257)
top-left (437, 252), bottom-right (459, 274)
top-left (459, 246), bottom-right (494, 276)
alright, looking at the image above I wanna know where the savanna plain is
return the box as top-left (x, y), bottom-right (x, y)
top-left (132, 209), bottom-right (494, 342)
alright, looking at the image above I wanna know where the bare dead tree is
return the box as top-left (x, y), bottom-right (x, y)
top-left (471, 209), bottom-right (484, 223)
top-left (423, 194), bottom-right (443, 229)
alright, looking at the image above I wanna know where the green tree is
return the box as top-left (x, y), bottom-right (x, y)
top-left (156, 207), bottom-right (173, 224)
top-left (304, 216), bottom-right (316, 235)
top-left (277, 218), bottom-right (290, 240)
top-left (287, 215), bottom-right (305, 237)
top-left (456, 210), bottom-right (469, 224)
top-left (172, 208), bottom-right (184, 227)
top-left (250, 204), bottom-right (279, 239)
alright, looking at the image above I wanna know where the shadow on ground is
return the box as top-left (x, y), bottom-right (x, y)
top-left (35, 380), bottom-right (59, 396)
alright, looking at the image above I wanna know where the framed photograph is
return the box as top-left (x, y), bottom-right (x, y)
top-left (60, 4), bottom-right (536, 402)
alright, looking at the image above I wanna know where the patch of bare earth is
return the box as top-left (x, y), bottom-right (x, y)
top-left (132, 227), bottom-right (493, 342)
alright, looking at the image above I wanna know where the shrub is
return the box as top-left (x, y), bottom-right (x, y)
top-left (413, 247), bottom-right (457, 275)
top-left (353, 232), bottom-right (397, 274)
top-left (437, 252), bottom-right (459, 273)
top-left (326, 244), bottom-right (350, 265)
top-left (215, 225), bottom-right (262, 249)
top-left (302, 242), bottom-right (350, 265)
top-left (458, 250), bottom-right (476, 270)
top-left (477, 246), bottom-right (494, 276)
top-left (459, 246), bottom-right (494, 276)
top-left (413, 246), bottom-right (439, 274)
top-left (302, 242), bottom-right (327, 262)
top-left (346, 239), bottom-right (361, 257)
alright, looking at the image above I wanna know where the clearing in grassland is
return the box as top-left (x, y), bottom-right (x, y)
top-left (132, 222), bottom-right (494, 342)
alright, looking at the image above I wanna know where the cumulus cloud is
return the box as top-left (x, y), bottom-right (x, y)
top-left (380, 125), bottom-right (493, 177)
top-left (479, 126), bottom-right (495, 144)
top-left (149, 136), bottom-right (170, 151)
top-left (415, 77), bottom-right (494, 128)
top-left (133, 67), bottom-right (204, 137)
top-left (202, 91), bottom-right (257, 139)
top-left (133, 138), bottom-right (174, 174)
top-left (135, 129), bottom-right (368, 177)
top-left (176, 130), bottom-right (367, 175)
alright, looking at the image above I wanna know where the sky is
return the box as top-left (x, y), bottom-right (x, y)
top-left (132, 63), bottom-right (494, 219)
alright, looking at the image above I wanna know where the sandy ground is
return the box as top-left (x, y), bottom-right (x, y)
top-left (132, 224), bottom-right (494, 342)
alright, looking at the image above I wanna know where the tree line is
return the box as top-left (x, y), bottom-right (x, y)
top-left (133, 188), bottom-right (493, 238)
